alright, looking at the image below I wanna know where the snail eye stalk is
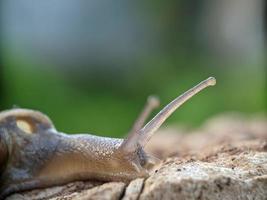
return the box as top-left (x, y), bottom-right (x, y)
top-left (120, 77), bottom-right (216, 152)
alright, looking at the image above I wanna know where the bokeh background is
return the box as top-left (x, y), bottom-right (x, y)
top-left (0, 0), bottom-right (266, 137)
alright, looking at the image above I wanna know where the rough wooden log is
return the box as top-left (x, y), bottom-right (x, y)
top-left (6, 113), bottom-right (267, 200)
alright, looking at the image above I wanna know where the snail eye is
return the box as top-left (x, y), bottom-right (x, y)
top-left (16, 119), bottom-right (34, 134)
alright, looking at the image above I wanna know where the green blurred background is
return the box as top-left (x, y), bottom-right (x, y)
top-left (0, 0), bottom-right (266, 137)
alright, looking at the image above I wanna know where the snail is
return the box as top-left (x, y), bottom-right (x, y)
top-left (0, 77), bottom-right (216, 199)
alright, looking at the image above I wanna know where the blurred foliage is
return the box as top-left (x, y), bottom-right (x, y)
top-left (0, 0), bottom-right (266, 137)
top-left (1, 48), bottom-right (265, 138)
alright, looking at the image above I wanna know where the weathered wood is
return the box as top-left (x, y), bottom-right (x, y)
top-left (6, 114), bottom-right (267, 200)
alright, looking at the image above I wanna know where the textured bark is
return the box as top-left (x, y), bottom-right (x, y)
top-left (6, 113), bottom-right (267, 200)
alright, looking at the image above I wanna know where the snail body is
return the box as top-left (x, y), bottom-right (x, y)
top-left (0, 77), bottom-right (216, 199)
